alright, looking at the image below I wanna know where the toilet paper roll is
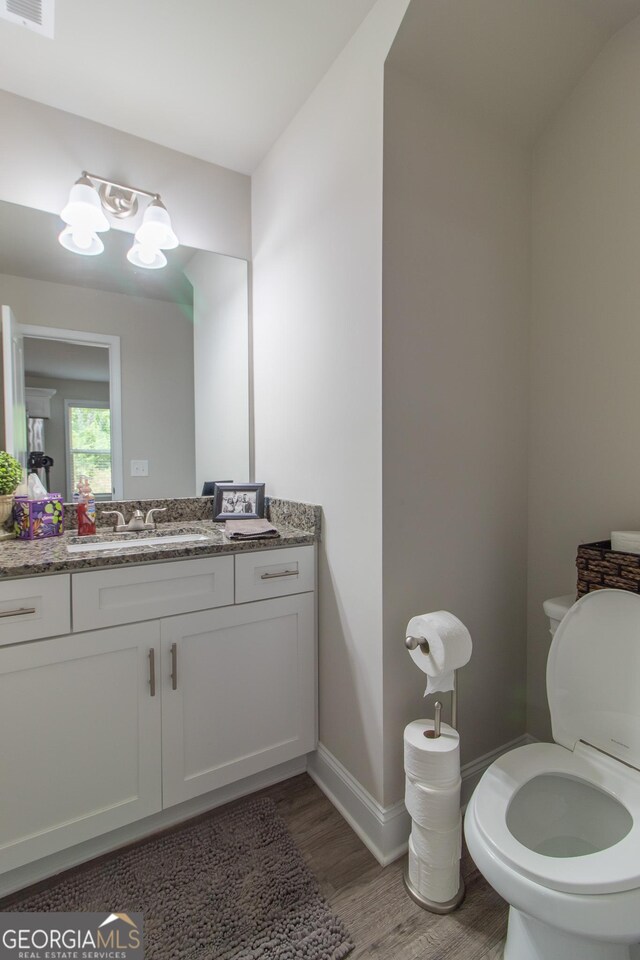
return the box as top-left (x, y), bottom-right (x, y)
top-left (410, 820), bottom-right (461, 867)
top-left (406, 611), bottom-right (472, 695)
top-left (408, 837), bottom-right (460, 903)
top-left (405, 775), bottom-right (461, 830)
top-left (404, 720), bottom-right (460, 785)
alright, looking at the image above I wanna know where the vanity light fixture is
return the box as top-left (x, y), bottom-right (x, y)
top-left (126, 244), bottom-right (168, 270)
top-left (58, 172), bottom-right (179, 269)
top-left (58, 176), bottom-right (110, 256)
top-left (126, 198), bottom-right (178, 270)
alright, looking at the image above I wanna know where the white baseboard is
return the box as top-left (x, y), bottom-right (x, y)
top-left (0, 756), bottom-right (307, 900)
top-left (307, 745), bottom-right (409, 866)
top-left (308, 734), bottom-right (534, 867)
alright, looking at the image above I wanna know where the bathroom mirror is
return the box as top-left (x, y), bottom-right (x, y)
top-left (0, 199), bottom-right (250, 501)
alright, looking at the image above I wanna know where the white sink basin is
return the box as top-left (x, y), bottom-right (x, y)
top-left (67, 533), bottom-right (209, 554)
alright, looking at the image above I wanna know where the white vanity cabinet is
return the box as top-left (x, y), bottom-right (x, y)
top-left (0, 544), bottom-right (316, 880)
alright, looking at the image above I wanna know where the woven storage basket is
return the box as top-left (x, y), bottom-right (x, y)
top-left (577, 540), bottom-right (640, 598)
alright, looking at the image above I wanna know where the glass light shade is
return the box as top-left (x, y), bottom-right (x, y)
top-left (135, 199), bottom-right (178, 250)
top-left (60, 177), bottom-right (110, 233)
top-left (126, 242), bottom-right (167, 270)
top-left (58, 225), bottom-right (105, 257)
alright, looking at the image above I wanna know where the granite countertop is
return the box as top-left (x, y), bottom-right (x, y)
top-left (0, 497), bottom-right (321, 580)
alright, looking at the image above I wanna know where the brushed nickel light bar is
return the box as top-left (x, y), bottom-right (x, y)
top-left (83, 171), bottom-right (160, 221)
top-left (58, 171), bottom-right (179, 269)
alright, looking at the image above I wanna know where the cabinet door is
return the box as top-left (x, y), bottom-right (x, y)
top-left (161, 594), bottom-right (316, 808)
top-left (0, 623), bottom-right (161, 873)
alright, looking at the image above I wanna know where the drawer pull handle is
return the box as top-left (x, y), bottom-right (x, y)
top-left (260, 570), bottom-right (298, 580)
top-left (0, 606), bottom-right (37, 619)
top-left (149, 648), bottom-right (156, 697)
top-left (171, 642), bottom-right (178, 690)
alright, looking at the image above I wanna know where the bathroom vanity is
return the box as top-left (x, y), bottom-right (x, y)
top-left (0, 499), bottom-right (319, 892)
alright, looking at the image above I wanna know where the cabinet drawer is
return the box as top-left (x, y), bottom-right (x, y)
top-left (72, 557), bottom-right (234, 631)
top-left (235, 545), bottom-right (315, 603)
top-left (0, 575), bottom-right (70, 646)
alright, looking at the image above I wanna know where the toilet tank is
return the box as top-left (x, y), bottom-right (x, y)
top-left (543, 595), bottom-right (574, 636)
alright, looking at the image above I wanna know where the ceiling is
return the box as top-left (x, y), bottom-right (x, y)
top-left (0, 0), bottom-right (378, 175)
top-left (0, 199), bottom-right (196, 304)
top-left (24, 339), bottom-right (110, 383)
top-left (2, 1), bottom-right (637, 176)
top-left (388, 0), bottom-right (640, 144)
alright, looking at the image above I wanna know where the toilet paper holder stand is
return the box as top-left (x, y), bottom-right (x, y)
top-left (404, 634), bottom-right (465, 914)
top-left (405, 634), bottom-right (458, 731)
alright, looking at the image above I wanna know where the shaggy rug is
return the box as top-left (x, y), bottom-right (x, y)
top-left (10, 796), bottom-right (354, 960)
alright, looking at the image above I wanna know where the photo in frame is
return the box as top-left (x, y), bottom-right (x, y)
top-left (212, 482), bottom-right (266, 521)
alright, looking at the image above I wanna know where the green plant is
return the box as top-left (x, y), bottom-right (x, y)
top-left (0, 451), bottom-right (22, 496)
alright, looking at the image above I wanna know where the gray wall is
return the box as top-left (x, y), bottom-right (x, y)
top-left (1, 273), bottom-right (195, 500)
top-left (253, 0), bottom-right (532, 809)
top-left (252, 0), bottom-right (410, 804)
top-left (382, 66), bottom-right (531, 805)
top-left (528, 17), bottom-right (640, 739)
top-left (25, 375), bottom-right (110, 498)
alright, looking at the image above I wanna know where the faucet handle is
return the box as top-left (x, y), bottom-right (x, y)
top-left (102, 510), bottom-right (125, 530)
top-left (145, 507), bottom-right (167, 526)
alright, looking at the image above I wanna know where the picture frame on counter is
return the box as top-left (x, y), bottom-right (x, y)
top-left (213, 483), bottom-right (266, 521)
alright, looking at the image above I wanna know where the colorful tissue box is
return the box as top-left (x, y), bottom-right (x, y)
top-left (14, 495), bottom-right (64, 540)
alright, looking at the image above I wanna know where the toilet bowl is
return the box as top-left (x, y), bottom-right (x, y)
top-left (464, 589), bottom-right (640, 960)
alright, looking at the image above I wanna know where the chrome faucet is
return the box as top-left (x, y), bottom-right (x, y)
top-left (103, 507), bottom-right (167, 533)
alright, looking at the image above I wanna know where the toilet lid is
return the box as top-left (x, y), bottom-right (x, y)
top-left (548, 590), bottom-right (640, 769)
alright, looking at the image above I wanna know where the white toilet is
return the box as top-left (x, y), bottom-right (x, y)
top-left (464, 589), bottom-right (640, 960)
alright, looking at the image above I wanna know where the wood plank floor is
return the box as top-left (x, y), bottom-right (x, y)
top-left (261, 773), bottom-right (507, 960)
top-left (2, 772), bottom-right (507, 959)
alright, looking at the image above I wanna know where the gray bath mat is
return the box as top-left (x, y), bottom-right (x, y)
top-left (9, 796), bottom-right (354, 960)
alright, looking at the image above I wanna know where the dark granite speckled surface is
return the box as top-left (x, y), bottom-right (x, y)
top-left (0, 497), bottom-right (321, 580)
top-left (62, 495), bottom-right (322, 532)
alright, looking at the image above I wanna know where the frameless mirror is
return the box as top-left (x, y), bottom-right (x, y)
top-left (0, 199), bottom-right (250, 501)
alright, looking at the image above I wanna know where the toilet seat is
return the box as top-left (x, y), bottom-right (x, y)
top-left (472, 741), bottom-right (640, 895)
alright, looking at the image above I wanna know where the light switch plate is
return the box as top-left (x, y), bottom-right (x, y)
top-left (130, 460), bottom-right (149, 477)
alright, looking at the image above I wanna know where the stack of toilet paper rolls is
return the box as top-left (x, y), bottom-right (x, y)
top-left (404, 717), bottom-right (462, 903)
top-left (404, 611), bottom-right (471, 907)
